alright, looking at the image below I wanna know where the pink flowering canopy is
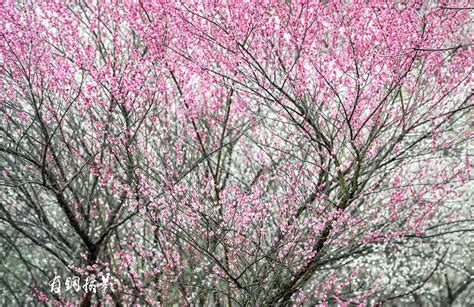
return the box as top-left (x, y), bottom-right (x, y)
top-left (0, 0), bottom-right (472, 305)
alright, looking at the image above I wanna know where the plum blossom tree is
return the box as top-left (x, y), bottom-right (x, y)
top-left (0, 0), bottom-right (472, 305)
